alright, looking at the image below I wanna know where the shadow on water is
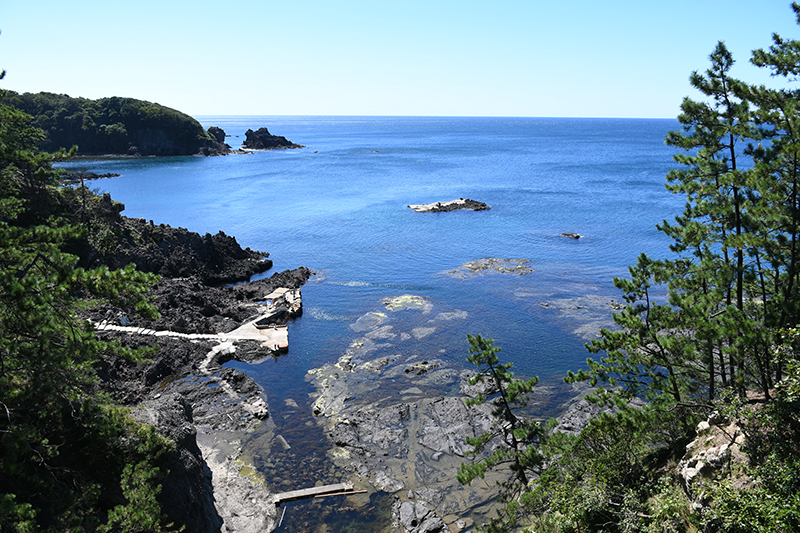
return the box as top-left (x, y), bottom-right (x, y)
top-left (233, 372), bottom-right (398, 532)
top-left (275, 492), bottom-right (395, 533)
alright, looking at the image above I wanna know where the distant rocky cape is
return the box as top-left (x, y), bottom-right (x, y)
top-left (4, 91), bottom-right (301, 156)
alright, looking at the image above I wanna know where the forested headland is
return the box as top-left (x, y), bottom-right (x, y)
top-left (2, 91), bottom-right (227, 156)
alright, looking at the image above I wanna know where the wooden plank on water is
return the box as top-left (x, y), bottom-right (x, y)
top-left (275, 482), bottom-right (354, 503)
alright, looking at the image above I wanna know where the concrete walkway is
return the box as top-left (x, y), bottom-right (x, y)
top-left (92, 286), bottom-right (299, 406)
top-left (93, 286), bottom-right (297, 350)
top-left (93, 319), bottom-right (289, 351)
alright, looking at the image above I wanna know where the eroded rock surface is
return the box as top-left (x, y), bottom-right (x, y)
top-left (95, 267), bottom-right (311, 532)
top-left (302, 290), bottom-right (605, 532)
top-left (305, 297), bottom-right (525, 531)
top-left (444, 257), bottom-right (533, 278)
top-left (242, 127), bottom-right (304, 150)
top-left (81, 213), bottom-right (274, 286)
top-left (408, 198), bottom-right (490, 213)
top-left (310, 348), bottom-right (503, 526)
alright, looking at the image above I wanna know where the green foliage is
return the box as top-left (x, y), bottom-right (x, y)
top-left (458, 334), bottom-right (542, 532)
top-left (522, 407), bottom-right (695, 533)
top-left (569, 6), bottom-right (800, 417)
top-left (700, 350), bottom-right (800, 532)
top-left (1, 76), bottom-right (176, 531)
top-left (525, 5), bottom-right (800, 532)
top-left (97, 415), bottom-right (177, 533)
top-left (2, 91), bottom-right (215, 156)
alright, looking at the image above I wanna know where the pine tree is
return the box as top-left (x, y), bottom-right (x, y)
top-left (458, 334), bottom-right (542, 532)
top-left (1, 75), bottom-right (173, 531)
top-left (569, 32), bottom-right (800, 409)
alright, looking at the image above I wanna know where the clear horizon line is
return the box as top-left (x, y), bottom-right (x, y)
top-left (191, 113), bottom-right (678, 120)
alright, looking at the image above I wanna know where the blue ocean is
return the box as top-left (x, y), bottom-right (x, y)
top-left (62, 116), bottom-right (683, 527)
top-left (65, 116), bottom-right (681, 380)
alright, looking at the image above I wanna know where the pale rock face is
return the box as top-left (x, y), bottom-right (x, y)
top-left (679, 416), bottom-right (742, 501)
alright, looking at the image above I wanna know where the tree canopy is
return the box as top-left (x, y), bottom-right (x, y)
top-left (3, 91), bottom-right (218, 156)
top-left (463, 4), bottom-right (800, 532)
top-left (0, 72), bottom-right (178, 531)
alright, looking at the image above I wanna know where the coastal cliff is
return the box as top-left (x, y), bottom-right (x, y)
top-left (60, 184), bottom-right (313, 530)
top-left (95, 267), bottom-right (312, 532)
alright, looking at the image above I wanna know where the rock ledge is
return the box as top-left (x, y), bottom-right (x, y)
top-left (408, 198), bottom-right (490, 213)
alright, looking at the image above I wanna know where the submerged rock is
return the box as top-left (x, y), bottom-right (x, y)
top-left (444, 257), bottom-right (533, 278)
top-left (382, 294), bottom-right (432, 312)
top-left (307, 346), bottom-right (503, 528)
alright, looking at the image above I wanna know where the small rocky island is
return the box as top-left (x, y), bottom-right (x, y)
top-left (242, 127), bottom-right (304, 150)
top-left (408, 198), bottom-right (490, 213)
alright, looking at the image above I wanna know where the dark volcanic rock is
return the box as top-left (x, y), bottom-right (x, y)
top-left (87, 266), bottom-right (313, 335)
top-left (85, 216), bottom-right (273, 285)
top-left (97, 335), bottom-right (210, 404)
top-left (138, 277), bottom-right (251, 334)
top-left (208, 126), bottom-right (226, 144)
top-left (133, 393), bottom-right (223, 533)
top-left (198, 126), bottom-right (232, 156)
top-left (60, 188), bottom-right (268, 284)
top-left (242, 127), bottom-right (303, 150)
top-left (231, 266), bottom-right (313, 301)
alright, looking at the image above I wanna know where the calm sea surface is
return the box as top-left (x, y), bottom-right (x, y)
top-left (63, 116), bottom-right (682, 382)
top-left (61, 116), bottom-right (683, 525)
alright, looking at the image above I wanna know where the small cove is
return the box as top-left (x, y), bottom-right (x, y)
top-left (62, 116), bottom-right (685, 530)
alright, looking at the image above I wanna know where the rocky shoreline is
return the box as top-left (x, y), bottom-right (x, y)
top-left (299, 293), bottom-right (604, 533)
top-left (94, 266), bottom-right (310, 532)
top-left (89, 210), bottom-right (605, 532)
top-left (77, 198), bottom-right (313, 532)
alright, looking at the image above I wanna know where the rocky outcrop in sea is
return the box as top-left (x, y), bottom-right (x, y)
top-left (242, 127), bottom-right (304, 150)
top-left (407, 198), bottom-right (490, 213)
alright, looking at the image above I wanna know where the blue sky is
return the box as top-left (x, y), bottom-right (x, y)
top-left (1, 1), bottom-right (798, 118)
